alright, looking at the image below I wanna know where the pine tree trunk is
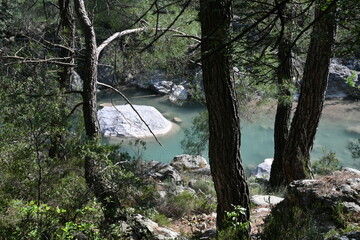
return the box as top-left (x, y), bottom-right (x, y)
top-left (270, 5), bottom-right (293, 188)
top-left (199, 0), bottom-right (250, 234)
top-left (283, 0), bottom-right (337, 184)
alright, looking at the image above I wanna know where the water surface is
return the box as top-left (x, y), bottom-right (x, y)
top-left (98, 88), bottom-right (360, 170)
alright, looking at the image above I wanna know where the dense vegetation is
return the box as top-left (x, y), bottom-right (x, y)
top-left (0, 0), bottom-right (359, 239)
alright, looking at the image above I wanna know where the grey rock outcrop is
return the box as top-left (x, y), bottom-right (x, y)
top-left (170, 155), bottom-right (209, 172)
top-left (128, 71), bottom-right (191, 102)
top-left (144, 161), bottom-right (182, 184)
top-left (98, 105), bottom-right (172, 138)
top-left (327, 59), bottom-right (360, 99)
top-left (263, 169), bottom-right (360, 238)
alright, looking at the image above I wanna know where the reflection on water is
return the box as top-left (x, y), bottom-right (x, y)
top-left (98, 88), bottom-right (360, 170)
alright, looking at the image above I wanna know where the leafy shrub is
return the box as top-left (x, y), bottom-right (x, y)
top-left (261, 205), bottom-right (321, 240)
top-left (216, 205), bottom-right (249, 240)
top-left (0, 200), bottom-right (103, 240)
top-left (312, 150), bottom-right (341, 175)
top-left (348, 139), bottom-right (360, 160)
top-left (157, 189), bottom-right (216, 219)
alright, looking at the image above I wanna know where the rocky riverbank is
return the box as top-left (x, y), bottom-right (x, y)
top-left (119, 155), bottom-right (359, 240)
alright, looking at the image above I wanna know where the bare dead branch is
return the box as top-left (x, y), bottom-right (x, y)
top-left (3, 56), bottom-right (75, 66)
top-left (96, 27), bottom-right (200, 59)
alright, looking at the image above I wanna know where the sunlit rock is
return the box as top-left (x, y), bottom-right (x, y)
top-left (98, 105), bottom-right (172, 138)
top-left (170, 154), bottom-right (209, 172)
top-left (252, 158), bottom-right (273, 179)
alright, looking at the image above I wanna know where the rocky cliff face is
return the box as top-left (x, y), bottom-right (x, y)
top-left (261, 168), bottom-right (360, 240)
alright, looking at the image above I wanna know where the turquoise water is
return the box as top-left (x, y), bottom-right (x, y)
top-left (98, 88), bottom-right (360, 170)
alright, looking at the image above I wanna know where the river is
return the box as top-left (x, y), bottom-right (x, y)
top-left (98, 87), bottom-right (360, 171)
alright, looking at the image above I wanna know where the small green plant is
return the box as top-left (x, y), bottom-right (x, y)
top-left (217, 205), bottom-right (249, 240)
top-left (312, 149), bottom-right (341, 175)
top-left (0, 200), bottom-right (104, 239)
top-left (181, 111), bottom-right (209, 156)
top-left (345, 71), bottom-right (358, 88)
top-left (348, 139), bottom-right (360, 160)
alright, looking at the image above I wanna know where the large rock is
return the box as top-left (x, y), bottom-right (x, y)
top-left (133, 214), bottom-right (179, 240)
top-left (252, 158), bottom-right (273, 179)
top-left (150, 80), bottom-right (173, 94)
top-left (98, 105), bottom-right (172, 138)
top-left (251, 195), bottom-right (284, 207)
top-left (327, 59), bottom-right (360, 99)
top-left (263, 169), bottom-right (360, 238)
top-left (144, 161), bottom-right (182, 184)
top-left (170, 155), bottom-right (209, 172)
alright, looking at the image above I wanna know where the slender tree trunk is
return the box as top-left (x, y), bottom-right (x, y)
top-left (58, 0), bottom-right (75, 90)
top-left (283, 0), bottom-right (337, 184)
top-left (74, 0), bottom-right (127, 225)
top-left (270, 4), bottom-right (293, 188)
top-left (199, 0), bottom-right (250, 235)
top-left (49, 0), bottom-right (76, 159)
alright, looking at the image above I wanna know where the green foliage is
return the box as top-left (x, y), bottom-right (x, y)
top-left (216, 205), bottom-right (249, 240)
top-left (324, 202), bottom-right (360, 239)
top-left (0, 200), bottom-right (104, 240)
top-left (348, 139), bottom-right (360, 160)
top-left (94, 0), bottom-right (201, 82)
top-left (181, 111), bottom-right (209, 156)
top-left (345, 71), bottom-right (358, 88)
top-left (312, 149), bottom-right (341, 175)
top-left (157, 188), bottom-right (216, 219)
top-left (261, 206), bottom-right (321, 240)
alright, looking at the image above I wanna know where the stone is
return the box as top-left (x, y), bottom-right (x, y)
top-left (170, 155), bottom-right (209, 172)
top-left (251, 195), bottom-right (284, 206)
top-left (144, 161), bottom-right (182, 184)
top-left (151, 80), bottom-right (173, 94)
top-left (266, 169), bottom-right (360, 236)
top-left (252, 158), bottom-right (273, 179)
top-left (172, 117), bottom-right (183, 123)
top-left (169, 85), bottom-right (188, 102)
top-left (133, 214), bottom-right (179, 240)
top-left (343, 167), bottom-right (360, 175)
top-left (327, 59), bottom-right (360, 99)
top-left (98, 105), bottom-right (172, 138)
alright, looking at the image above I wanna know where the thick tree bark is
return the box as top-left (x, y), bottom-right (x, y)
top-left (270, 5), bottom-right (293, 188)
top-left (199, 0), bottom-right (250, 234)
top-left (283, 0), bottom-right (337, 184)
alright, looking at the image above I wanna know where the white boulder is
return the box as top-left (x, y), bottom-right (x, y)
top-left (252, 158), bottom-right (273, 179)
top-left (251, 195), bottom-right (284, 206)
top-left (98, 105), bottom-right (172, 138)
